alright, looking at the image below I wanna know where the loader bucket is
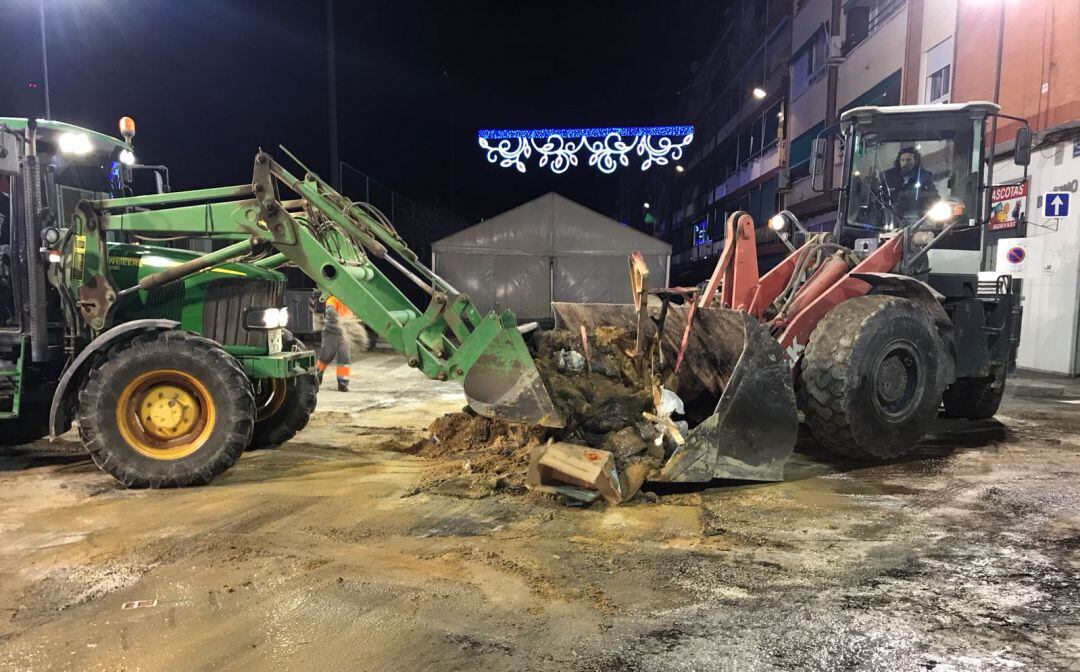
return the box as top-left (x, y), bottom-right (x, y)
top-left (552, 302), bottom-right (798, 482)
top-left (463, 321), bottom-right (565, 428)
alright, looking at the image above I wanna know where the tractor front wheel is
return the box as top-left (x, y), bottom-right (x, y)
top-left (798, 295), bottom-right (946, 460)
top-left (78, 331), bottom-right (254, 488)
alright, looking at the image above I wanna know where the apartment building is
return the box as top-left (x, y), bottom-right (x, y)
top-left (623, 1), bottom-right (1079, 373)
top-left (620, 0), bottom-right (792, 284)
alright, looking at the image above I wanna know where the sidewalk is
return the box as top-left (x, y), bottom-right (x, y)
top-left (1007, 369), bottom-right (1080, 399)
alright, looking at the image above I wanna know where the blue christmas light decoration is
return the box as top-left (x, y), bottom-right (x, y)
top-left (478, 125), bottom-right (695, 174)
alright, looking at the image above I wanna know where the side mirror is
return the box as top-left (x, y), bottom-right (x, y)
top-left (810, 137), bottom-right (827, 180)
top-left (1014, 126), bottom-right (1032, 166)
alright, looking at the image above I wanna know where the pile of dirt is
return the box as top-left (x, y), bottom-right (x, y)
top-left (408, 326), bottom-right (671, 502)
top-left (404, 412), bottom-right (554, 499)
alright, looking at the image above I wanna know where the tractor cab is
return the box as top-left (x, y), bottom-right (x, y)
top-left (0, 119), bottom-right (137, 333)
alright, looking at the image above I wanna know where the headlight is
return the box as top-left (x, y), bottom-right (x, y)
top-left (928, 200), bottom-right (963, 224)
top-left (119, 149), bottom-right (136, 165)
top-left (243, 307), bottom-right (288, 330)
top-left (768, 214), bottom-right (787, 232)
top-left (58, 132), bottom-right (93, 155)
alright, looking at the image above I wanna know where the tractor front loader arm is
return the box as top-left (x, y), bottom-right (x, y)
top-left (251, 152), bottom-right (564, 427)
top-left (84, 150), bottom-right (563, 428)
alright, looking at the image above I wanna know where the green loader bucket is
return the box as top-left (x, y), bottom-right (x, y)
top-left (462, 323), bottom-right (565, 428)
top-left (551, 302), bottom-right (798, 482)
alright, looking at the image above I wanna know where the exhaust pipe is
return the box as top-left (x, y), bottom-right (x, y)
top-left (22, 122), bottom-right (48, 363)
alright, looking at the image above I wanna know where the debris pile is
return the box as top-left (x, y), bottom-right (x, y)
top-left (409, 326), bottom-right (688, 504)
top-left (404, 412), bottom-right (552, 499)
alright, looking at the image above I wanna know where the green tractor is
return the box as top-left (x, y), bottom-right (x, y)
top-left (0, 117), bottom-right (557, 487)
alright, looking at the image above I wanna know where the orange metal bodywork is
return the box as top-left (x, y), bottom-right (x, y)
top-left (695, 215), bottom-right (905, 363)
top-left (780, 254), bottom-right (852, 320)
top-left (775, 235), bottom-right (903, 353)
top-left (699, 212), bottom-right (759, 311)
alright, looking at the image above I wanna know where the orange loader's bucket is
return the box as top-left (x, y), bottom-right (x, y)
top-left (551, 302), bottom-right (799, 482)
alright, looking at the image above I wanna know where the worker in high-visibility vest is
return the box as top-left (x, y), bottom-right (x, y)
top-left (317, 296), bottom-right (352, 391)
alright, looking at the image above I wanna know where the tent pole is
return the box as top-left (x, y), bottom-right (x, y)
top-left (549, 256), bottom-right (555, 323)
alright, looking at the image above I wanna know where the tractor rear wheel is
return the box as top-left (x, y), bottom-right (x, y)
top-left (249, 338), bottom-right (318, 449)
top-left (942, 376), bottom-right (1005, 419)
top-left (798, 295), bottom-right (946, 460)
top-left (78, 331), bottom-right (254, 488)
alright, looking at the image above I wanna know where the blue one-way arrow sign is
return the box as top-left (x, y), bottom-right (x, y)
top-left (1044, 192), bottom-right (1070, 218)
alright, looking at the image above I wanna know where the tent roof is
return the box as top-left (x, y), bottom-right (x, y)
top-left (432, 192), bottom-right (671, 255)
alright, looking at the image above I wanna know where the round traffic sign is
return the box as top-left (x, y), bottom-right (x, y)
top-left (1006, 246), bottom-right (1026, 264)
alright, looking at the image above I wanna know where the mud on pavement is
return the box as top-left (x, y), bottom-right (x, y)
top-left (0, 355), bottom-right (1077, 671)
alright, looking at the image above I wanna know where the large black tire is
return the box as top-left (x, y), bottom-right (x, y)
top-left (249, 338), bottom-right (318, 449)
top-left (798, 295), bottom-right (946, 460)
top-left (78, 331), bottom-right (255, 488)
top-left (942, 376), bottom-right (1004, 419)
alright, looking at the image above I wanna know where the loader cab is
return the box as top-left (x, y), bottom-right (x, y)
top-left (835, 102), bottom-right (998, 241)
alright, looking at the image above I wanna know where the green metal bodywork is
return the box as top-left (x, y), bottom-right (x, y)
top-left (4, 115), bottom-right (558, 428)
top-left (0, 117), bottom-right (133, 155)
top-left (0, 340), bottom-right (26, 420)
top-left (88, 242), bottom-right (283, 356)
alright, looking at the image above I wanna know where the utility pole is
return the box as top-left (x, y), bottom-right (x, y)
top-left (326, 0), bottom-right (340, 189)
top-left (823, 0), bottom-right (841, 193)
top-left (39, 0), bottom-right (52, 119)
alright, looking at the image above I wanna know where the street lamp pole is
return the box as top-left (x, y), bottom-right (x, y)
top-left (38, 0), bottom-right (52, 119)
top-left (326, 0), bottom-right (340, 190)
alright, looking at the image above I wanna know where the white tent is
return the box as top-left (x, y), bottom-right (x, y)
top-left (432, 192), bottom-right (671, 322)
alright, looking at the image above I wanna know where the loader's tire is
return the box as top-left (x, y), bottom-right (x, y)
top-left (942, 376), bottom-right (1004, 419)
top-left (798, 295), bottom-right (946, 460)
top-left (78, 331), bottom-right (255, 488)
top-left (249, 338), bottom-right (318, 450)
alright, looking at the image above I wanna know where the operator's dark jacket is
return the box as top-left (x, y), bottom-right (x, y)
top-left (882, 166), bottom-right (937, 201)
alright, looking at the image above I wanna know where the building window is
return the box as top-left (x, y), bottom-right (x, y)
top-left (922, 37), bottom-right (953, 104)
top-left (843, 0), bottom-right (905, 54)
top-left (926, 65), bottom-right (951, 103)
top-left (694, 219), bottom-right (711, 246)
top-left (791, 25), bottom-right (828, 98)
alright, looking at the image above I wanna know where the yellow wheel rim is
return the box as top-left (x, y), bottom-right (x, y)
top-left (116, 369), bottom-right (216, 460)
top-left (255, 378), bottom-right (288, 422)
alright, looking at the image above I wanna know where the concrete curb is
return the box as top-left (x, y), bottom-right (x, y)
top-left (1006, 381), bottom-right (1066, 399)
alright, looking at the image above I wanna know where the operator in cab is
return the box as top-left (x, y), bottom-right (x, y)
top-left (881, 146), bottom-right (938, 222)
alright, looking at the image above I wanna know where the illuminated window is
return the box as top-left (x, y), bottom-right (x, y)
top-left (694, 219), bottom-right (711, 246)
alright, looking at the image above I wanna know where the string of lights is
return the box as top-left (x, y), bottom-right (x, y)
top-left (478, 126), bottom-right (694, 174)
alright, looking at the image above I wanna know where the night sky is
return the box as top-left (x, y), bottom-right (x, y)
top-left (1, 0), bottom-right (724, 225)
